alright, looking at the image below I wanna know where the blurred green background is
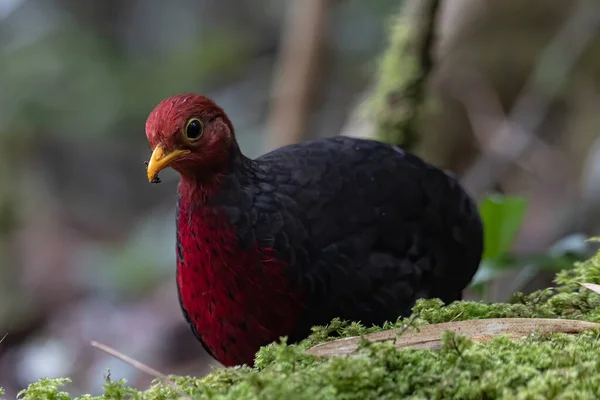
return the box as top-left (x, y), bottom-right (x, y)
top-left (2, 0), bottom-right (600, 397)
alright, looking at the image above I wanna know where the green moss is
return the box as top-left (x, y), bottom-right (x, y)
top-left (10, 248), bottom-right (600, 399)
top-left (366, 18), bottom-right (421, 148)
top-left (17, 378), bottom-right (73, 400)
top-left (14, 332), bottom-right (600, 399)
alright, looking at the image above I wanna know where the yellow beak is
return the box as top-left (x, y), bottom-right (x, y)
top-left (146, 145), bottom-right (191, 182)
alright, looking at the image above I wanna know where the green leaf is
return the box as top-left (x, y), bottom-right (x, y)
top-left (479, 194), bottom-right (527, 260)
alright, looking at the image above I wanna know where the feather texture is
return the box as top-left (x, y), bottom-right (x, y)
top-left (173, 135), bottom-right (483, 366)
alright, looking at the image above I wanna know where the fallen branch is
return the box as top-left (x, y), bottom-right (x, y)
top-left (90, 340), bottom-right (190, 399)
top-left (306, 318), bottom-right (600, 357)
top-left (578, 282), bottom-right (600, 295)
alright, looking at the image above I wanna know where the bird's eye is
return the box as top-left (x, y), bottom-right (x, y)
top-left (184, 118), bottom-right (203, 141)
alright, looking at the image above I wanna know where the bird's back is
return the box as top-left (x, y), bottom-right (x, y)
top-left (235, 136), bottom-right (483, 335)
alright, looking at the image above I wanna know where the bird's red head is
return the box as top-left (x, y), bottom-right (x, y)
top-left (145, 93), bottom-right (236, 182)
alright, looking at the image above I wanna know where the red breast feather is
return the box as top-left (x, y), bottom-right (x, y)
top-left (176, 198), bottom-right (306, 367)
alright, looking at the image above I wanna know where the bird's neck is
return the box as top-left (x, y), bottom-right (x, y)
top-left (177, 141), bottom-right (254, 206)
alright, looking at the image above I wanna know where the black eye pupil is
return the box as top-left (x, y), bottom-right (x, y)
top-left (186, 120), bottom-right (202, 139)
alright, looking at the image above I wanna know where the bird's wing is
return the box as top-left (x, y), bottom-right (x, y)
top-left (240, 137), bottom-right (483, 328)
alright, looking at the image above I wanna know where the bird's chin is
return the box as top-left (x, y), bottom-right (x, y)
top-left (170, 162), bottom-right (186, 175)
top-left (170, 160), bottom-right (202, 179)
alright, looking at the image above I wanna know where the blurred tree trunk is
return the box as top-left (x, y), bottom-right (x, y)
top-left (265, 0), bottom-right (329, 150)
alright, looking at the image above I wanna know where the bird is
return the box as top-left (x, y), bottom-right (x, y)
top-left (144, 93), bottom-right (484, 367)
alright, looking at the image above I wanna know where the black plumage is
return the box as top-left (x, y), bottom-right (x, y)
top-left (214, 135), bottom-right (483, 340)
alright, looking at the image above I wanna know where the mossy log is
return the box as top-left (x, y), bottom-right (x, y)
top-left (13, 248), bottom-right (600, 399)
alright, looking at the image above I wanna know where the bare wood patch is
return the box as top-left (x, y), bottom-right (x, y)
top-left (306, 318), bottom-right (600, 357)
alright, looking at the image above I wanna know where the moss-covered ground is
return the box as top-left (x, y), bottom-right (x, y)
top-left (10, 249), bottom-right (600, 399)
